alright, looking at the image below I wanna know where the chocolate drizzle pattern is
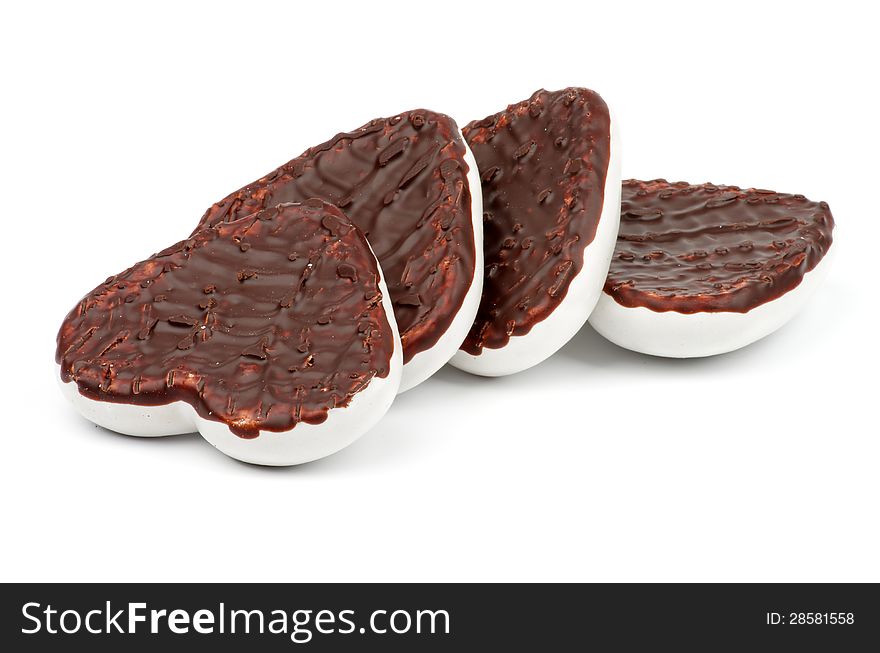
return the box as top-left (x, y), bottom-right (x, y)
top-left (196, 110), bottom-right (474, 364)
top-left (605, 180), bottom-right (835, 313)
top-left (460, 88), bottom-right (611, 354)
top-left (56, 202), bottom-right (394, 438)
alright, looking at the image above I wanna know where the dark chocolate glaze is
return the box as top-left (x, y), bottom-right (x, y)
top-left (605, 180), bottom-right (834, 313)
top-left (460, 88), bottom-right (611, 355)
top-left (196, 110), bottom-right (474, 364)
top-left (56, 202), bottom-right (394, 438)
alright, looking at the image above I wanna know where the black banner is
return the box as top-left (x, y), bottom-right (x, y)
top-left (1, 583), bottom-right (877, 650)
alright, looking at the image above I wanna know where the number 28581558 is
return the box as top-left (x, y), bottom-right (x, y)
top-left (766, 612), bottom-right (854, 625)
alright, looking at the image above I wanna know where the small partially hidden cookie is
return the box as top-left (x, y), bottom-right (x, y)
top-left (451, 87), bottom-right (621, 376)
top-left (56, 201), bottom-right (401, 465)
top-left (197, 109), bottom-right (482, 393)
top-left (589, 180), bottom-right (835, 357)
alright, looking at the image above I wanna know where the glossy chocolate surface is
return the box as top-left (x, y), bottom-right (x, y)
top-left (460, 88), bottom-right (611, 355)
top-left (197, 110), bottom-right (475, 364)
top-left (57, 202), bottom-right (394, 438)
top-left (605, 180), bottom-right (834, 313)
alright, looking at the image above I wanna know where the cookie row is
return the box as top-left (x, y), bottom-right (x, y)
top-left (56, 87), bottom-right (833, 465)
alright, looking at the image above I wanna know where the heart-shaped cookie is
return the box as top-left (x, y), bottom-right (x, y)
top-left (589, 180), bottom-right (835, 357)
top-left (56, 201), bottom-right (401, 465)
top-left (451, 88), bottom-right (620, 376)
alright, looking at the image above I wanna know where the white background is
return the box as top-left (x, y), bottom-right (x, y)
top-left (1, 1), bottom-right (877, 582)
